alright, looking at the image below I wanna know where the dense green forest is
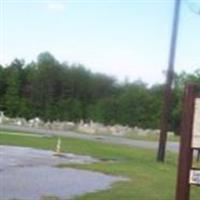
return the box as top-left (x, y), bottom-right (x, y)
top-left (0, 52), bottom-right (200, 132)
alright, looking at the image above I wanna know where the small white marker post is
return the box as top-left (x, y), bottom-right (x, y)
top-left (54, 137), bottom-right (62, 156)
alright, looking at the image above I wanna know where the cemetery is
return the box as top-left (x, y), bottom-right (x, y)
top-left (0, 111), bottom-right (174, 140)
top-left (0, 84), bottom-right (200, 200)
top-left (0, 110), bottom-right (200, 200)
top-left (1, 0), bottom-right (200, 199)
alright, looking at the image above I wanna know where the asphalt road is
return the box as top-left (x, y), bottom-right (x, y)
top-left (0, 124), bottom-right (180, 153)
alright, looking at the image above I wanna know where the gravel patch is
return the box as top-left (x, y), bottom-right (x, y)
top-left (0, 145), bottom-right (126, 200)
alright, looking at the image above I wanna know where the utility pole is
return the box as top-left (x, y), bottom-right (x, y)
top-left (157, 0), bottom-right (181, 162)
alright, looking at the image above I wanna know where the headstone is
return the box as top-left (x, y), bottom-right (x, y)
top-left (0, 111), bottom-right (4, 124)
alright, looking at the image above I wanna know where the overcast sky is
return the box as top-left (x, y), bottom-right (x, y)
top-left (1, 0), bottom-right (200, 85)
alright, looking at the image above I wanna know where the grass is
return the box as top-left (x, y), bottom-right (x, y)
top-left (125, 131), bottom-right (180, 142)
top-left (75, 128), bottom-right (180, 142)
top-left (0, 131), bottom-right (200, 200)
top-left (0, 130), bottom-right (44, 138)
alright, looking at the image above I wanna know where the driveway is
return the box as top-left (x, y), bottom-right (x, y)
top-left (0, 145), bottom-right (125, 200)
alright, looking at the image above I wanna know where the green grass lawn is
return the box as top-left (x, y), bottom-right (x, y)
top-left (125, 131), bottom-right (180, 142)
top-left (0, 131), bottom-right (199, 200)
top-left (75, 128), bottom-right (180, 142)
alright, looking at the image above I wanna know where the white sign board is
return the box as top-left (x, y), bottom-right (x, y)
top-left (192, 98), bottom-right (200, 148)
top-left (190, 169), bottom-right (200, 185)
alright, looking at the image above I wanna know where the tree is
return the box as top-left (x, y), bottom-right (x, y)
top-left (1, 52), bottom-right (198, 133)
top-left (4, 59), bottom-right (24, 116)
top-left (0, 65), bottom-right (6, 110)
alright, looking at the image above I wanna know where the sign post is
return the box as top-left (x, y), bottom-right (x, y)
top-left (176, 84), bottom-right (200, 200)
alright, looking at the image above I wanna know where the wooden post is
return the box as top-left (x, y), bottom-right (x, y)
top-left (175, 84), bottom-right (197, 200)
top-left (157, 0), bottom-right (181, 162)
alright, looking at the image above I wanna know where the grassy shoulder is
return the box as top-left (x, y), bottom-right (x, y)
top-left (0, 131), bottom-right (199, 200)
top-left (74, 128), bottom-right (180, 142)
top-left (125, 131), bottom-right (180, 142)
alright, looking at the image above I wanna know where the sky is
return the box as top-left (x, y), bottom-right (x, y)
top-left (0, 0), bottom-right (200, 85)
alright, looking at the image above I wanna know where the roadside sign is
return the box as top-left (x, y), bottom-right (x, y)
top-left (192, 98), bottom-right (200, 148)
top-left (190, 169), bottom-right (200, 185)
top-left (176, 84), bottom-right (200, 200)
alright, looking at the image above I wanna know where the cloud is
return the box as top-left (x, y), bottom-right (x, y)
top-left (47, 2), bottom-right (66, 12)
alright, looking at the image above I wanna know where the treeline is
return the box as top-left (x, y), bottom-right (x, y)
top-left (0, 52), bottom-right (200, 132)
